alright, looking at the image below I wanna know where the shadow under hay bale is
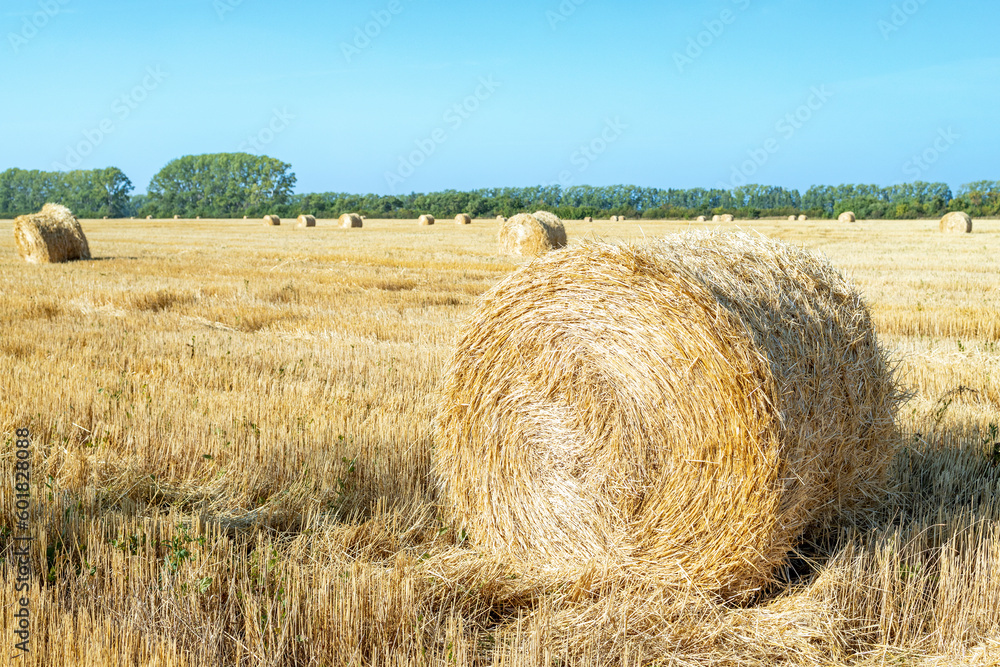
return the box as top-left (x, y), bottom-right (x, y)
top-left (497, 212), bottom-right (567, 257)
top-left (13, 203), bottom-right (91, 264)
top-left (435, 231), bottom-right (902, 600)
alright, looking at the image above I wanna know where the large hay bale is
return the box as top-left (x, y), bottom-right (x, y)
top-left (610, 215), bottom-right (620, 222)
top-left (419, 214), bottom-right (435, 226)
top-left (838, 211), bottom-right (857, 223)
top-left (789, 215), bottom-right (797, 221)
top-left (455, 213), bottom-right (472, 225)
top-left (584, 216), bottom-right (593, 223)
top-left (696, 216), bottom-right (707, 222)
top-left (712, 214), bottom-right (721, 222)
top-left (296, 214), bottom-right (316, 228)
top-left (339, 213), bottom-right (362, 228)
top-left (434, 231), bottom-right (901, 600)
top-left (263, 215), bottom-right (281, 226)
top-left (498, 212), bottom-right (568, 257)
top-left (720, 214), bottom-right (735, 223)
top-left (940, 211), bottom-right (972, 234)
top-left (798, 214), bottom-right (808, 221)
top-left (13, 203), bottom-right (91, 264)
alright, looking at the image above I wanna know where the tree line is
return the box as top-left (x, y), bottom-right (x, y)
top-left (2, 154), bottom-right (998, 220)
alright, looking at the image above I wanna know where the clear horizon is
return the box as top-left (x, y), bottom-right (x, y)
top-left (2, 0), bottom-right (998, 196)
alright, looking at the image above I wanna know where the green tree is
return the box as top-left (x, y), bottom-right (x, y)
top-left (145, 153), bottom-right (296, 218)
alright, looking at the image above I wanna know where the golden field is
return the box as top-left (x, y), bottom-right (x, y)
top-left (1, 216), bottom-right (1000, 666)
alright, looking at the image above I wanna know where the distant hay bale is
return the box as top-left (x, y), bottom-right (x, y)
top-left (720, 214), bottom-right (735, 223)
top-left (696, 216), bottom-right (707, 222)
top-left (455, 213), bottom-right (472, 225)
top-left (610, 215), bottom-right (619, 222)
top-left (13, 203), bottom-right (91, 264)
top-left (712, 214), bottom-right (721, 222)
top-left (497, 212), bottom-right (567, 257)
top-left (296, 214), bottom-right (317, 228)
top-left (419, 214), bottom-right (435, 226)
top-left (619, 215), bottom-right (627, 221)
top-left (174, 215), bottom-right (180, 220)
top-left (146, 215), bottom-right (153, 220)
top-left (434, 231), bottom-right (901, 600)
top-left (339, 213), bottom-right (363, 228)
top-left (496, 215), bottom-right (506, 222)
top-left (584, 216), bottom-right (593, 222)
top-left (789, 215), bottom-right (797, 221)
top-left (263, 215), bottom-right (281, 226)
top-left (196, 216), bottom-right (201, 220)
top-left (838, 211), bottom-right (857, 223)
top-left (102, 216), bottom-right (108, 220)
top-left (940, 211), bottom-right (972, 234)
top-left (798, 215), bottom-right (808, 221)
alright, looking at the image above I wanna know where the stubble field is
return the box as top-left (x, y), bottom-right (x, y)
top-left (1, 216), bottom-right (1000, 666)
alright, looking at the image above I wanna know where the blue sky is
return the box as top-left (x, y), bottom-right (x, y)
top-left (1, 0), bottom-right (997, 195)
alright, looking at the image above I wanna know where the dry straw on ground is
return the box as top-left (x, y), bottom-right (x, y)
top-left (720, 214), bottom-right (735, 223)
top-left (419, 215), bottom-right (435, 226)
top-left (497, 212), bottom-right (568, 257)
top-left (339, 213), bottom-right (363, 228)
top-left (839, 211), bottom-right (857, 223)
top-left (435, 231), bottom-right (902, 600)
top-left (940, 211), bottom-right (972, 234)
top-left (13, 203), bottom-right (91, 264)
top-left (263, 215), bottom-right (281, 226)
top-left (455, 214), bottom-right (472, 225)
top-left (798, 214), bottom-right (809, 221)
top-left (296, 214), bottom-right (317, 228)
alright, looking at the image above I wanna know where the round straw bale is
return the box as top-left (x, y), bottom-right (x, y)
top-left (498, 212), bottom-right (568, 257)
top-left (788, 215), bottom-right (797, 221)
top-left (838, 211), bottom-right (857, 223)
top-left (798, 214), bottom-right (808, 221)
top-left (296, 214), bottom-right (317, 228)
top-left (174, 215), bottom-right (180, 220)
top-left (619, 215), bottom-right (627, 221)
top-left (584, 216), bottom-right (593, 223)
top-left (696, 216), bottom-right (707, 222)
top-left (455, 213), bottom-right (472, 225)
top-left (419, 214), bottom-right (435, 226)
top-left (13, 203), bottom-right (91, 264)
top-left (263, 215), bottom-right (281, 226)
top-left (610, 215), bottom-right (619, 222)
top-left (146, 215), bottom-right (152, 220)
top-left (196, 216), bottom-right (201, 220)
top-left (712, 214), bottom-right (721, 222)
top-left (339, 213), bottom-right (363, 228)
top-left (497, 215), bottom-right (506, 222)
top-left (940, 211), bottom-right (972, 234)
top-left (434, 231), bottom-right (901, 600)
top-left (720, 214), bottom-right (735, 223)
